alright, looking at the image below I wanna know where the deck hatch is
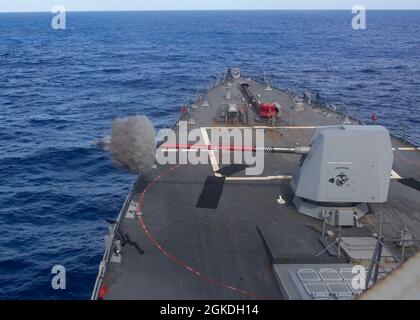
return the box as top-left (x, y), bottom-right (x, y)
top-left (326, 283), bottom-right (353, 298)
top-left (318, 269), bottom-right (343, 281)
top-left (303, 283), bottom-right (330, 298)
top-left (339, 269), bottom-right (355, 281)
top-left (297, 269), bottom-right (321, 282)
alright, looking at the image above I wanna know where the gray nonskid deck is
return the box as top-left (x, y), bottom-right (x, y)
top-left (95, 74), bottom-right (420, 300)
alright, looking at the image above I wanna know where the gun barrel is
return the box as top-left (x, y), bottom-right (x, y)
top-left (160, 144), bottom-right (310, 155)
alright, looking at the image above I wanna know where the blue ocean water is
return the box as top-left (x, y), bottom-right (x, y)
top-left (0, 10), bottom-right (419, 299)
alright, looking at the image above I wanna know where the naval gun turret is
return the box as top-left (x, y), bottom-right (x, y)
top-left (291, 125), bottom-right (393, 226)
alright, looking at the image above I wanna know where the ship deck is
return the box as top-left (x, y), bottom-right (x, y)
top-left (94, 74), bottom-right (420, 300)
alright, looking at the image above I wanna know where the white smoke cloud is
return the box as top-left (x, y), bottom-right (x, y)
top-left (109, 116), bottom-right (156, 174)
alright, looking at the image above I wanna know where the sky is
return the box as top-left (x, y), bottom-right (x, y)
top-left (0, 0), bottom-right (419, 12)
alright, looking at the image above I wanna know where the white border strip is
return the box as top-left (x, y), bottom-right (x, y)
top-left (200, 128), bottom-right (221, 177)
top-left (391, 170), bottom-right (402, 180)
top-left (201, 126), bottom-right (317, 130)
top-left (226, 175), bottom-right (293, 181)
top-left (393, 147), bottom-right (420, 151)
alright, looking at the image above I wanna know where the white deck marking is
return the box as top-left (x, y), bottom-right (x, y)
top-left (225, 175), bottom-right (293, 181)
top-left (125, 201), bottom-right (139, 219)
top-left (226, 172), bottom-right (404, 182)
top-left (157, 149), bottom-right (207, 152)
top-left (391, 170), bottom-right (402, 180)
top-left (393, 147), bottom-right (420, 151)
top-left (200, 128), bottom-right (222, 177)
top-left (161, 147), bottom-right (419, 153)
top-left (201, 126), bottom-right (316, 130)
